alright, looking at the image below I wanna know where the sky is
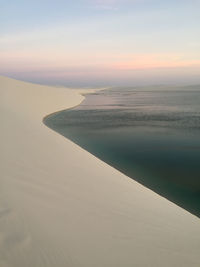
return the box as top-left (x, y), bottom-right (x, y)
top-left (1, 0), bottom-right (200, 86)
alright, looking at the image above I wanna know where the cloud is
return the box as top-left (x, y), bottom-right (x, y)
top-left (91, 4), bottom-right (118, 10)
top-left (88, 0), bottom-right (149, 11)
top-left (88, 0), bottom-right (129, 10)
top-left (112, 54), bottom-right (200, 70)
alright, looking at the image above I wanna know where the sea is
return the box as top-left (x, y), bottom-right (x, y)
top-left (44, 85), bottom-right (200, 217)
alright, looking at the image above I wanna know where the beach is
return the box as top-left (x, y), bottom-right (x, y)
top-left (1, 76), bottom-right (200, 266)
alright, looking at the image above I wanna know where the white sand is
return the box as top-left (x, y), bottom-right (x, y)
top-left (0, 75), bottom-right (200, 267)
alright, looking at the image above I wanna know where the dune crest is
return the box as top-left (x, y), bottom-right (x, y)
top-left (0, 76), bottom-right (200, 267)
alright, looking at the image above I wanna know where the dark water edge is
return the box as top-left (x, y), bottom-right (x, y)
top-left (44, 87), bottom-right (200, 218)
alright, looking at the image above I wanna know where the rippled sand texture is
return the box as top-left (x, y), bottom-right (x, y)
top-left (0, 76), bottom-right (200, 267)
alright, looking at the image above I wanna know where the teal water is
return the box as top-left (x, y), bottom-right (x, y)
top-left (44, 85), bottom-right (200, 217)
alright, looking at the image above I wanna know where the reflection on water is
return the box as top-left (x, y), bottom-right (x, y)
top-left (44, 85), bottom-right (200, 217)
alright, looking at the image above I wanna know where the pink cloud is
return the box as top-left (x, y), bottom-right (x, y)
top-left (111, 54), bottom-right (200, 70)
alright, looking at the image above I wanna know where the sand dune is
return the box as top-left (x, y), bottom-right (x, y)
top-left (0, 76), bottom-right (200, 267)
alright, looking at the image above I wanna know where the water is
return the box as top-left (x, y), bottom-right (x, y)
top-left (44, 85), bottom-right (200, 217)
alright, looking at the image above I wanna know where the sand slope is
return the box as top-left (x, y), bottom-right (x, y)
top-left (0, 76), bottom-right (200, 267)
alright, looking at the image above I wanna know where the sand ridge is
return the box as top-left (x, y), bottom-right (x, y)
top-left (0, 76), bottom-right (200, 267)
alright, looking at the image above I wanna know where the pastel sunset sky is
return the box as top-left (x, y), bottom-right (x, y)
top-left (1, 0), bottom-right (200, 86)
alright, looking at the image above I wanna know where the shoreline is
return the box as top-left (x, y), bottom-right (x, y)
top-left (1, 76), bottom-right (200, 266)
top-left (44, 87), bottom-right (200, 218)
